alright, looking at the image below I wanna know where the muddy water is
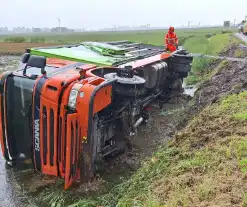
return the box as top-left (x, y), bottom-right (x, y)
top-left (0, 154), bottom-right (33, 207)
top-left (0, 55), bottom-right (197, 206)
top-left (0, 153), bottom-right (17, 207)
top-left (183, 84), bottom-right (197, 97)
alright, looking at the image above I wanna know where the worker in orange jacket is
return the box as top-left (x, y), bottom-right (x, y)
top-left (165, 26), bottom-right (178, 52)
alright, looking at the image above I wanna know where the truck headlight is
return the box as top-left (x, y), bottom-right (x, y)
top-left (68, 83), bottom-right (83, 109)
top-left (68, 89), bottom-right (79, 109)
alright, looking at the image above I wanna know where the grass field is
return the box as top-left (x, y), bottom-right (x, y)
top-left (0, 27), bottom-right (227, 44)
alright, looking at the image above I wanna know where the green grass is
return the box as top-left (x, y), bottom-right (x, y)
top-left (183, 33), bottom-right (231, 55)
top-left (4, 36), bottom-right (27, 43)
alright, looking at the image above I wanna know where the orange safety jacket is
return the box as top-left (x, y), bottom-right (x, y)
top-left (165, 32), bottom-right (178, 45)
top-left (165, 32), bottom-right (178, 52)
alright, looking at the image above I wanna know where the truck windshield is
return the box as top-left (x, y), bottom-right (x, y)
top-left (5, 75), bottom-right (35, 159)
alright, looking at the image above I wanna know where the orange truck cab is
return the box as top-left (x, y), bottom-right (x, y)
top-left (0, 41), bottom-right (193, 189)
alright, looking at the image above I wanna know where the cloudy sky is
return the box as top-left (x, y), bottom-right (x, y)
top-left (1, 0), bottom-right (247, 29)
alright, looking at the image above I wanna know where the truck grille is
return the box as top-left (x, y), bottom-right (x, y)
top-left (40, 100), bottom-right (58, 176)
top-left (64, 113), bottom-right (81, 188)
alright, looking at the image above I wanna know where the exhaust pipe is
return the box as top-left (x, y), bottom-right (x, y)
top-left (130, 117), bottom-right (145, 136)
top-left (133, 117), bottom-right (144, 128)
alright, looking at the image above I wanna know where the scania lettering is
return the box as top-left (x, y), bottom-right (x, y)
top-left (34, 119), bottom-right (40, 152)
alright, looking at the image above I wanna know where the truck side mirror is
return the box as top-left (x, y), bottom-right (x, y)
top-left (21, 53), bottom-right (31, 64)
top-left (23, 55), bottom-right (47, 76)
top-left (19, 53), bottom-right (30, 70)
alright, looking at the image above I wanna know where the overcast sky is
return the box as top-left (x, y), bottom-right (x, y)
top-left (1, 0), bottom-right (247, 29)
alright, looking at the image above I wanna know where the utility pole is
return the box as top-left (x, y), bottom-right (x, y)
top-left (144, 24), bottom-right (150, 44)
top-left (57, 17), bottom-right (61, 32)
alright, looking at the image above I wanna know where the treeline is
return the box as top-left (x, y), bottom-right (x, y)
top-left (4, 36), bottom-right (46, 43)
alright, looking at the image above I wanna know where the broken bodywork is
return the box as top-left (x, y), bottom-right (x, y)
top-left (0, 40), bottom-right (193, 189)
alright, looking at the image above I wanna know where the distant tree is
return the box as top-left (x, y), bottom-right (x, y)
top-left (30, 36), bottom-right (45, 43)
top-left (4, 36), bottom-right (26, 43)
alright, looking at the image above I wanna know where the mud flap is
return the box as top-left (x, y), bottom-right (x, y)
top-left (64, 113), bottom-right (80, 190)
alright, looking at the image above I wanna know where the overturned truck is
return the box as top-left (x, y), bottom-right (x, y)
top-left (0, 41), bottom-right (193, 189)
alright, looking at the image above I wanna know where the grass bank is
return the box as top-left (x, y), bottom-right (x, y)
top-left (67, 91), bottom-right (247, 207)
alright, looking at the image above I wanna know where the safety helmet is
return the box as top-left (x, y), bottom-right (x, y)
top-left (169, 26), bottom-right (174, 32)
